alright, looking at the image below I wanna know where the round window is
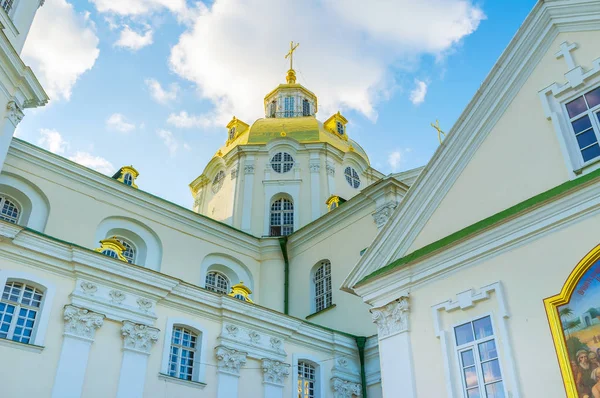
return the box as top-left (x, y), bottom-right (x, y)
top-left (270, 152), bottom-right (294, 173)
top-left (344, 167), bottom-right (360, 188)
top-left (212, 170), bottom-right (225, 193)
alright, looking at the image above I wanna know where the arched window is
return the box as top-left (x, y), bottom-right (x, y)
top-left (284, 96), bottom-right (295, 118)
top-left (205, 271), bottom-right (230, 294)
top-left (212, 170), bottom-right (225, 193)
top-left (168, 326), bottom-right (199, 381)
top-left (0, 195), bottom-right (19, 224)
top-left (344, 167), bottom-right (361, 189)
top-left (123, 173), bottom-right (133, 186)
top-left (314, 260), bottom-right (332, 312)
top-left (0, 281), bottom-right (44, 344)
top-left (270, 198), bottom-right (293, 236)
top-left (115, 237), bottom-right (136, 264)
top-left (270, 152), bottom-right (294, 173)
top-left (101, 249), bottom-right (120, 260)
top-left (336, 121), bottom-right (345, 135)
top-left (270, 101), bottom-right (277, 118)
top-left (298, 361), bottom-right (317, 398)
top-left (303, 99), bottom-right (310, 116)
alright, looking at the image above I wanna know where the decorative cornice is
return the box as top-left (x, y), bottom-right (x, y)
top-left (215, 345), bottom-right (247, 376)
top-left (370, 297), bottom-right (409, 339)
top-left (63, 305), bottom-right (104, 341)
top-left (262, 358), bottom-right (290, 385)
top-left (121, 321), bottom-right (160, 354)
top-left (6, 101), bottom-right (23, 126)
top-left (332, 377), bottom-right (362, 398)
top-left (372, 202), bottom-right (397, 229)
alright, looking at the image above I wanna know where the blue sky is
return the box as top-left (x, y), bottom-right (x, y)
top-left (17, 0), bottom-right (536, 208)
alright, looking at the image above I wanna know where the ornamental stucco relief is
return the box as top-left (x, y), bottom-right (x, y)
top-left (370, 297), bottom-right (409, 338)
top-left (63, 305), bottom-right (104, 340)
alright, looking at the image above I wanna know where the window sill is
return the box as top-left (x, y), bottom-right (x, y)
top-left (306, 304), bottom-right (336, 320)
top-left (158, 373), bottom-right (206, 389)
top-left (575, 156), bottom-right (600, 176)
top-left (0, 337), bottom-right (44, 353)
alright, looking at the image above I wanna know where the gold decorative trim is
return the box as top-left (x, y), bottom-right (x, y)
top-left (94, 236), bottom-right (128, 262)
top-left (228, 281), bottom-right (253, 303)
top-left (544, 243), bottom-right (600, 397)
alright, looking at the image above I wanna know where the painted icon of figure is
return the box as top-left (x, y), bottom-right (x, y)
top-left (590, 352), bottom-right (600, 370)
top-left (576, 349), bottom-right (595, 397)
top-left (591, 367), bottom-right (600, 398)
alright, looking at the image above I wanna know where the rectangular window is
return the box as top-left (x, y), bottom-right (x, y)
top-left (565, 86), bottom-right (600, 164)
top-left (303, 100), bottom-right (310, 116)
top-left (168, 326), bottom-right (198, 381)
top-left (0, 282), bottom-right (43, 344)
top-left (284, 96), bottom-right (295, 118)
top-left (454, 316), bottom-right (505, 398)
top-left (1, 0), bottom-right (14, 15)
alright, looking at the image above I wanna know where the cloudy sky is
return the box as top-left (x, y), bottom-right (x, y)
top-left (18, 0), bottom-right (535, 208)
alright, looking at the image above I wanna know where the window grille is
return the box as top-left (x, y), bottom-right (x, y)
top-left (205, 271), bottom-right (230, 294)
top-left (123, 173), bottom-right (133, 186)
top-left (303, 99), bottom-right (310, 116)
top-left (344, 167), bottom-right (361, 189)
top-left (314, 260), bottom-right (332, 312)
top-left (336, 121), bottom-right (344, 135)
top-left (0, 281), bottom-right (43, 344)
top-left (115, 237), bottom-right (136, 264)
top-left (454, 316), bottom-right (505, 398)
top-left (0, 196), bottom-right (19, 224)
top-left (565, 86), bottom-right (600, 163)
top-left (270, 152), bottom-right (294, 173)
top-left (228, 127), bottom-right (236, 141)
top-left (270, 198), bottom-right (293, 236)
top-left (212, 170), bottom-right (225, 193)
top-left (1, 0), bottom-right (14, 14)
top-left (168, 326), bottom-right (198, 381)
top-left (284, 97), bottom-right (295, 118)
top-left (298, 361), bottom-right (316, 398)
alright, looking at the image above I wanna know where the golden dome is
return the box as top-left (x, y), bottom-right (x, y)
top-left (215, 116), bottom-right (370, 164)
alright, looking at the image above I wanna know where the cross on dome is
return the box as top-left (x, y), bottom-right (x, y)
top-left (284, 41), bottom-right (299, 84)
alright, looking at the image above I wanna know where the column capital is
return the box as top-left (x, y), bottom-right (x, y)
top-left (215, 345), bottom-right (247, 376)
top-left (121, 320), bottom-right (159, 354)
top-left (331, 377), bottom-right (362, 398)
top-left (6, 101), bottom-right (24, 127)
top-left (262, 358), bottom-right (290, 386)
top-left (63, 305), bottom-right (104, 341)
top-left (326, 162), bottom-right (335, 176)
top-left (370, 296), bottom-right (409, 339)
top-left (309, 159), bottom-right (321, 173)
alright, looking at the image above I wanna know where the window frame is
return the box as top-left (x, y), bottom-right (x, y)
top-left (0, 194), bottom-right (21, 224)
top-left (269, 197), bottom-right (294, 236)
top-left (562, 86), bottom-right (600, 169)
top-left (270, 152), bottom-right (295, 174)
top-left (453, 314), bottom-right (505, 398)
top-left (212, 170), bottom-right (225, 194)
top-left (292, 354), bottom-right (323, 398)
top-left (344, 166), bottom-right (361, 189)
top-left (312, 260), bottom-right (332, 313)
top-left (302, 99), bottom-right (310, 116)
top-left (160, 318), bottom-right (207, 385)
top-left (336, 121), bottom-right (344, 135)
top-left (123, 173), bottom-right (133, 186)
top-left (284, 96), bottom-right (295, 118)
top-left (204, 270), bottom-right (230, 294)
top-left (114, 236), bottom-right (137, 264)
top-left (0, 271), bottom-right (55, 347)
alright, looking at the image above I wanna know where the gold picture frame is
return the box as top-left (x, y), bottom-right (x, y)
top-left (544, 243), bottom-right (600, 397)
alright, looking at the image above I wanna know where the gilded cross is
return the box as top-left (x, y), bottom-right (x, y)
top-left (285, 41), bottom-right (300, 70)
top-left (430, 120), bottom-right (445, 144)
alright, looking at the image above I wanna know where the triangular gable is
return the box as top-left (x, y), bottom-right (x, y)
top-left (343, 0), bottom-right (600, 293)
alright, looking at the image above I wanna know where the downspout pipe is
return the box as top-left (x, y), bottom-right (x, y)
top-left (355, 336), bottom-right (368, 398)
top-left (278, 237), bottom-right (290, 315)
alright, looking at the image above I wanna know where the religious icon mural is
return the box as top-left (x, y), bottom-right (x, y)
top-left (546, 245), bottom-right (600, 397)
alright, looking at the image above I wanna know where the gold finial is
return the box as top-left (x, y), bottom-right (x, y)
top-left (284, 41), bottom-right (299, 83)
top-left (430, 119), bottom-right (446, 144)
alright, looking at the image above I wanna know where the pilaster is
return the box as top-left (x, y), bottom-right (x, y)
top-left (0, 100), bottom-right (23, 171)
top-left (371, 297), bottom-right (415, 397)
top-left (51, 305), bottom-right (104, 398)
top-left (115, 321), bottom-right (160, 398)
top-left (215, 345), bottom-right (248, 398)
top-left (262, 358), bottom-right (290, 398)
top-left (241, 157), bottom-right (255, 232)
top-left (309, 154), bottom-right (321, 221)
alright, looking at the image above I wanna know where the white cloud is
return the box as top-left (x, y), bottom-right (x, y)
top-left (37, 128), bottom-right (69, 154)
top-left (115, 25), bottom-right (154, 50)
top-left (69, 151), bottom-right (114, 174)
top-left (106, 113), bottom-right (136, 133)
top-left (387, 148), bottom-right (412, 172)
top-left (409, 79), bottom-right (428, 105)
top-left (168, 0), bottom-right (484, 124)
top-left (22, 0), bottom-right (100, 101)
top-left (90, 0), bottom-right (189, 17)
top-left (157, 129), bottom-right (179, 155)
top-left (167, 111), bottom-right (213, 128)
top-left (145, 78), bottom-right (179, 104)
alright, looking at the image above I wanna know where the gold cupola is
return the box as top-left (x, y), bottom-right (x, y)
top-left (263, 41), bottom-right (318, 119)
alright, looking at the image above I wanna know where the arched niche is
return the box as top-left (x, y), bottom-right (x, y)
top-left (95, 216), bottom-right (162, 271)
top-left (0, 172), bottom-right (50, 231)
top-left (199, 253), bottom-right (254, 295)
